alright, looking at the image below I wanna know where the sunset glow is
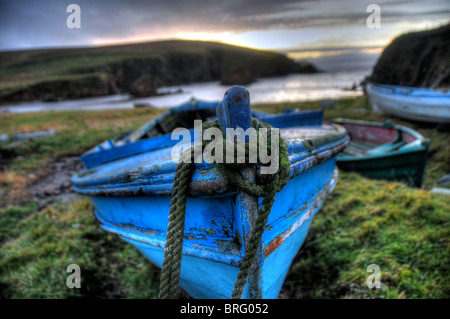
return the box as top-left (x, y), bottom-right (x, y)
top-left (1, 0), bottom-right (449, 57)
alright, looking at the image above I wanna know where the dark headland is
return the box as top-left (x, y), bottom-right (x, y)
top-left (0, 40), bottom-right (317, 104)
top-left (368, 24), bottom-right (450, 88)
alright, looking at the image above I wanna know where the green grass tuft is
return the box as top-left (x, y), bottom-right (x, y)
top-left (282, 172), bottom-right (449, 298)
top-left (0, 198), bottom-right (160, 298)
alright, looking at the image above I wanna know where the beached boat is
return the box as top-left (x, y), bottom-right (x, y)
top-left (366, 83), bottom-right (450, 124)
top-left (72, 86), bottom-right (349, 299)
top-left (332, 118), bottom-right (429, 187)
top-left (0, 129), bottom-right (58, 158)
top-left (81, 99), bottom-right (324, 169)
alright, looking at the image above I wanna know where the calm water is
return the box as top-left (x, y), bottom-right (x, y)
top-left (0, 70), bottom-right (369, 113)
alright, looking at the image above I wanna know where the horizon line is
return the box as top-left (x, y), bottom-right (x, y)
top-left (0, 38), bottom-right (386, 56)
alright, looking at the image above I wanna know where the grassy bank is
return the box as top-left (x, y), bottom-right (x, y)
top-left (282, 172), bottom-right (449, 299)
top-left (0, 97), bottom-right (449, 298)
top-left (0, 198), bottom-right (160, 298)
top-left (0, 108), bottom-right (164, 207)
top-left (0, 107), bottom-right (163, 173)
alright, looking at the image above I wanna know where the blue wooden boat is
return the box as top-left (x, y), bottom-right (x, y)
top-left (0, 129), bottom-right (58, 158)
top-left (366, 83), bottom-right (450, 124)
top-left (72, 86), bottom-right (349, 299)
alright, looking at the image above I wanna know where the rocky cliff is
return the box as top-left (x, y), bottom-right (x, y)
top-left (368, 24), bottom-right (450, 88)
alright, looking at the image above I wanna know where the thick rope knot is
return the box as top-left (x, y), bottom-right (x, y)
top-left (159, 118), bottom-right (291, 299)
top-left (200, 119), bottom-right (290, 197)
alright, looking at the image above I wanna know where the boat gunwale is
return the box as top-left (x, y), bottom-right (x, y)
top-left (367, 82), bottom-right (450, 97)
top-left (72, 129), bottom-right (349, 197)
top-left (81, 108), bottom-right (324, 169)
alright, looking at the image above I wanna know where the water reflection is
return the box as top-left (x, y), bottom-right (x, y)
top-left (0, 71), bottom-right (367, 113)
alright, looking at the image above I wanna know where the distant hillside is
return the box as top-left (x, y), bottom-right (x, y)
top-left (0, 40), bottom-right (317, 104)
top-left (368, 24), bottom-right (450, 88)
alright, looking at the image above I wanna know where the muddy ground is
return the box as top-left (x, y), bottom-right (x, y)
top-left (28, 156), bottom-right (83, 207)
top-left (1, 156), bottom-right (83, 210)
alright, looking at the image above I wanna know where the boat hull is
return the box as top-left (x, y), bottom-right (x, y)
top-left (127, 215), bottom-right (316, 299)
top-left (90, 159), bottom-right (338, 299)
top-left (337, 149), bottom-right (428, 187)
top-left (366, 83), bottom-right (450, 124)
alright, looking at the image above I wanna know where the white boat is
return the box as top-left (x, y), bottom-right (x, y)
top-left (366, 83), bottom-right (450, 124)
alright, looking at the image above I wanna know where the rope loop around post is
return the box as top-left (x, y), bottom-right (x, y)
top-left (159, 116), bottom-right (290, 299)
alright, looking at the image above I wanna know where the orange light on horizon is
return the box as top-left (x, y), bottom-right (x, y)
top-left (287, 50), bottom-right (351, 60)
top-left (91, 30), bottom-right (265, 51)
top-left (286, 46), bottom-right (384, 60)
top-left (91, 35), bottom-right (167, 46)
top-left (360, 47), bottom-right (384, 55)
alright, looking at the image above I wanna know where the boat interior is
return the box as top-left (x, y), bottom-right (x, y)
top-left (335, 121), bottom-right (416, 157)
top-left (81, 103), bottom-right (324, 169)
top-left (139, 107), bottom-right (218, 140)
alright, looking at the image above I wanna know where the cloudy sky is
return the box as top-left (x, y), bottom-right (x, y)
top-left (1, 0), bottom-right (449, 68)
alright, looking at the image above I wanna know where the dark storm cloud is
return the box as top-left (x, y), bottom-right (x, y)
top-left (0, 0), bottom-right (313, 50)
top-left (0, 0), bottom-right (449, 51)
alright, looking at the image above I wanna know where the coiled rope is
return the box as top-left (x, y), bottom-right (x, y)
top-left (159, 118), bottom-right (290, 299)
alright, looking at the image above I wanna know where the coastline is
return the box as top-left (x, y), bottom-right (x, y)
top-left (0, 71), bottom-right (366, 114)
